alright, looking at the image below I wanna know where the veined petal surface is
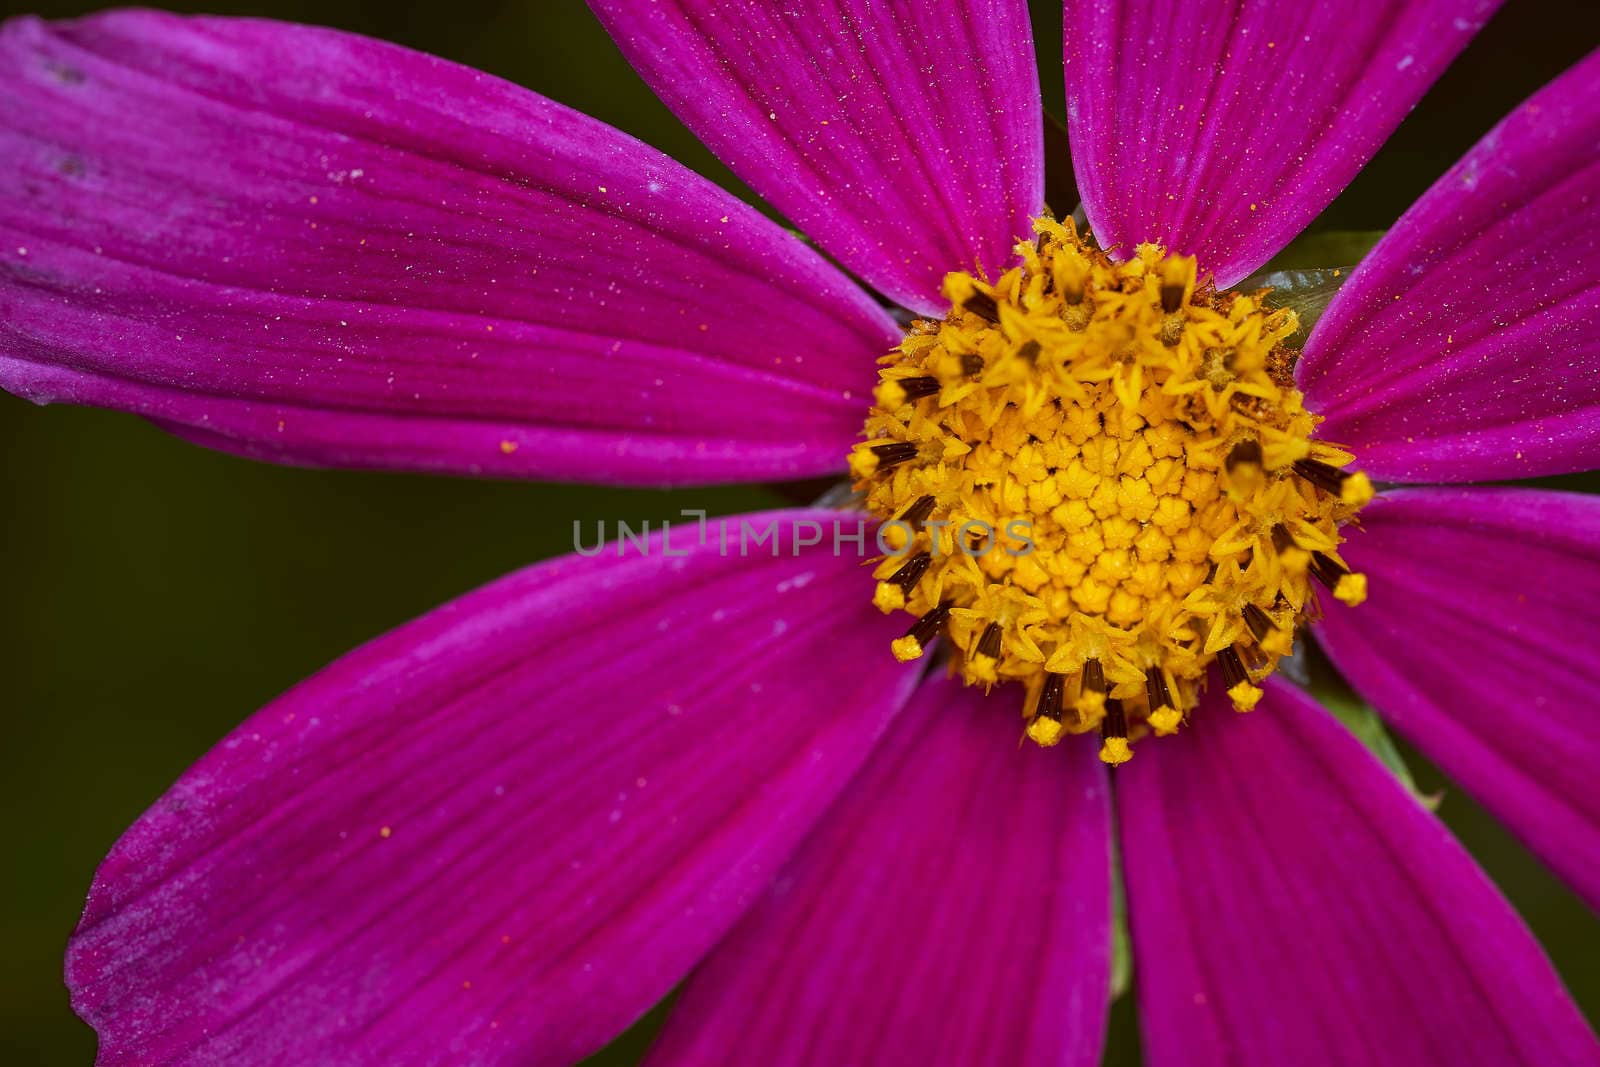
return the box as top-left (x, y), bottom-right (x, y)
top-left (1118, 678), bottom-right (1598, 1067)
top-left (1316, 487), bottom-right (1600, 911)
top-left (593, 0), bottom-right (1044, 314)
top-left (1300, 49), bottom-right (1600, 482)
top-left (1064, 0), bottom-right (1496, 286)
top-left (649, 676), bottom-right (1112, 1067)
top-left (68, 510), bottom-right (917, 1066)
top-left (0, 13), bottom-right (896, 485)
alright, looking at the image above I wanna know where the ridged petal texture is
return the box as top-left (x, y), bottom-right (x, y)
top-left (592, 0), bottom-right (1044, 314)
top-left (67, 511), bottom-right (919, 1066)
top-left (1064, 0), bottom-right (1497, 286)
top-left (1300, 48), bottom-right (1600, 482)
top-left (1317, 488), bottom-right (1600, 911)
top-left (0, 13), bottom-right (896, 485)
top-left (1118, 678), bottom-right (1599, 1067)
top-left (649, 676), bottom-right (1113, 1067)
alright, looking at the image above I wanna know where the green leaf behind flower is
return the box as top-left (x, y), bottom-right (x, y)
top-left (1303, 640), bottom-right (1441, 811)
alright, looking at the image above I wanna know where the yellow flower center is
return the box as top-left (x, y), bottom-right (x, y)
top-left (849, 217), bottom-right (1371, 765)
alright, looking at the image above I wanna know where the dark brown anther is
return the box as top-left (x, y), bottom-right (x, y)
top-left (1144, 667), bottom-right (1173, 715)
top-left (1016, 339), bottom-right (1042, 363)
top-left (898, 495), bottom-right (937, 527)
top-left (1218, 645), bottom-right (1250, 691)
top-left (1293, 458), bottom-right (1352, 496)
top-left (1038, 672), bottom-right (1066, 721)
top-left (1081, 658), bottom-right (1106, 698)
top-left (963, 290), bottom-right (1000, 323)
top-left (1308, 551), bottom-right (1349, 591)
top-left (1101, 698), bottom-right (1129, 740)
top-left (1225, 438), bottom-right (1263, 472)
top-left (1241, 602), bottom-right (1278, 643)
top-left (1270, 523), bottom-right (1298, 554)
top-left (895, 376), bottom-right (941, 402)
top-left (1160, 282), bottom-right (1186, 315)
top-left (885, 552), bottom-right (932, 595)
top-left (974, 622), bottom-right (1002, 660)
top-left (869, 441), bottom-right (919, 471)
top-left (959, 352), bottom-right (985, 377)
top-left (903, 602), bottom-right (951, 648)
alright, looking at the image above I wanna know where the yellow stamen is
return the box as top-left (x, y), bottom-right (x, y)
top-left (873, 582), bottom-right (907, 613)
top-left (1027, 716), bottom-right (1067, 747)
top-left (1099, 736), bottom-right (1133, 765)
top-left (1228, 681), bottom-right (1265, 712)
top-left (1335, 573), bottom-right (1368, 606)
top-left (1260, 628), bottom-right (1294, 657)
top-left (851, 216), bottom-right (1371, 758)
top-left (876, 379), bottom-right (910, 409)
top-left (1074, 688), bottom-right (1107, 720)
top-left (891, 635), bottom-right (925, 662)
top-left (1147, 705), bottom-right (1183, 735)
top-left (1341, 470), bottom-right (1375, 507)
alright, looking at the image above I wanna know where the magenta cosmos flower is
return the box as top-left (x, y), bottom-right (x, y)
top-left (4, 2), bottom-right (1598, 1065)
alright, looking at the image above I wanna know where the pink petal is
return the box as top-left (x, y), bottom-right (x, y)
top-left (591, 0), bottom-right (1043, 315)
top-left (67, 509), bottom-right (920, 1066)
top-left (1315, 487), bottom-right (1600, 911)
top-left (0, 13), bottom-right (895, 486)
top-left (648, 675), bottom-right (1112, 1067)
top-left (1300, 49), bottom-right (1600, 482)
top-left (1118, 678), bottom-right (1599, 1067)
top-left (1064, 0), bottom-right (1497, 286)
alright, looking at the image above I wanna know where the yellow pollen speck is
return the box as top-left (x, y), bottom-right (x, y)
top-left (499, 440), bottom-right (519, 455)
top-left (851, 216), bottom-right (1370, 759)
top-left (379, 826), bottom-right (392, 839)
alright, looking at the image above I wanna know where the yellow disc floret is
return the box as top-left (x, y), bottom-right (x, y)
top-left (850, 217), bottom-right (1370, 764)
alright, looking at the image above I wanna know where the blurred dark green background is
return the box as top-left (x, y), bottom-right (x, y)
top-left (3, 1), bottom-right (1596, 1062)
